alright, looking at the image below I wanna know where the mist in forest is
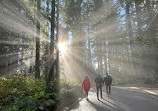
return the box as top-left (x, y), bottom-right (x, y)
top-left (0, 0), bottom-right (158, 85)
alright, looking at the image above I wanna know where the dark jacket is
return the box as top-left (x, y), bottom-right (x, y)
top-left (104, 75), bottom-right (112, 85)
top-left (95, 76), bottom-right (103, 87)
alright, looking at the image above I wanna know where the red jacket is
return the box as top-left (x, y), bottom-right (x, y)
top-left (82, 77), bottom-right (90, 91)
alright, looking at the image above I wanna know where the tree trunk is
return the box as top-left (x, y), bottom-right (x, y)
top-left (146, 0), bottom-right (156, 37)
top-left (56, 0), bottom-right (60, 84)
top-left (87, 25), bottom-right (92, 68)
top-left (135, 0), bottom-right (141, 36)
top-left (35, 0), bottom-right (41, 79)
top-left (126, 0), bottom-right (135, 77)
top-left (47, 0), bottom-right (55, 85)
top-left (87, 0), bottom-right (92, 70)
top-left (126, 0), bottom-right (133, 42)
top-left (44, 0), bottom-right (50, 81)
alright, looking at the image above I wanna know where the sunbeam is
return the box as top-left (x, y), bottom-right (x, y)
top-left (58, 42), bottom-right (68, 54)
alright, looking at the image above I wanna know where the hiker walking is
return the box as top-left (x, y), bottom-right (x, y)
top-left (82, 76), bottom-right (90, 99)
top-left (95, 74), bottom-right (103, 100)
top-left (104, 72), bottom-right (112, 97)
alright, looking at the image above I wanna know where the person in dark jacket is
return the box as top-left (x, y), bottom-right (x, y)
top-left (95, 74), bottom-right (103, 100)
top-left (104, 72), bottom-right (112, 97)
top-left (82, 76), bottom-right (90, 99)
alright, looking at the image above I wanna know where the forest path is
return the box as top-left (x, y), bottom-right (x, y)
top-left (67, 86), bottom-right (158, 111)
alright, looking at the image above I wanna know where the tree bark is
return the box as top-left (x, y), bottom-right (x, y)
top-left (135, 0), bottom-right (142, 36)
top-left (146, 0), bottom-right (156, 37)
top-left (56, 0), bottom-right (60, 84)
top-left (126, 0), bottom-right (133, 42)
top-left (35, 0), bottom-right (41, 79)
top-left (47, 0), bottom-right (55, 85)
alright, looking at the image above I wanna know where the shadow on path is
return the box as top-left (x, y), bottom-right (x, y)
top-left (66, 95), bottom-right (85, 111)
top-left (101, 97), bottom-right (126, 111)
top-left (68, 87), bottom-right (127, 111)
top-left (87, 99), bottom-right (109, 111)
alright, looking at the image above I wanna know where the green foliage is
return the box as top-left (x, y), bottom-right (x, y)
top-left (0, 76), bottom-right (58, 111)
top-left (1, 95), bottom-right (38, 111)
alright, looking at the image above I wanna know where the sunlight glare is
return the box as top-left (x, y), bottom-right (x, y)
top-left (58, 43), bottom-right (67, 53)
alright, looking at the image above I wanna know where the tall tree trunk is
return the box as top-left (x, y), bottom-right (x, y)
top-left (88, 28), bottom-right (92, 67)
top-left (146, 0), bottom-right (156, 37)
top-left (126, 0), bottom-right (133, 42)
top-left (47, 0), bottom-right (55, 85)
top-left (126, 0), bottom-right (135, 77)
top-left (56, 0), bottom-right (60, 84)
top-left (100, 55), bottom-right (103, 76)
top-left (104, 42), bottom-right (107, 73)
top-left (87, 0), bottom-right (92, 69)
top-left (44, 0), bottom-right (50, 81)
top-left (35, 0), bottom-right (41, 79)
top-left (97, 56), bottom-right (100, 74)
top-left (135, 0), bottom-right (141, 36)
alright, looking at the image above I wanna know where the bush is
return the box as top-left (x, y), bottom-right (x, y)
top-left (0, 76), bottom-right (58, 111)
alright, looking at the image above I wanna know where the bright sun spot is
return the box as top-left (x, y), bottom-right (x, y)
top-left (58, 43), bottom-right (67, 53)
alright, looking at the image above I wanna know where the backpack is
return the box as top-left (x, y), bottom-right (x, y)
top-left (105, 75), bottom-right (112, 85)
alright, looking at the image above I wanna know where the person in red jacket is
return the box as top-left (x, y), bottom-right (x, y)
top-left (82, 76), bottom-right (90, 99)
